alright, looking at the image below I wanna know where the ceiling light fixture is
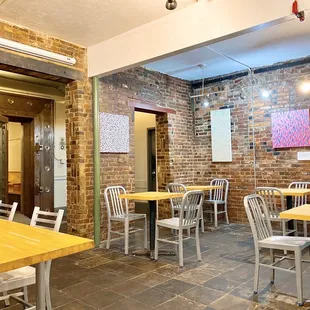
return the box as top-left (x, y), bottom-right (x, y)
top-left (261, 89), bottom-right (270, 99)
top-left (166, 0), bottom-right (178, 10)
top-left (300, 81), bottom-right (310, 93)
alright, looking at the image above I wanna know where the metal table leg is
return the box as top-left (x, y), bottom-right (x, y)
top-left (36, 262), bottom-right (45, 310)
top-left (287, 195), bottom-right (294, 233)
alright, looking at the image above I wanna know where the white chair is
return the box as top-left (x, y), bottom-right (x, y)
top-left (205, 179), bottom-right (229, 228)
top-left (256, 187), bottom-right (297, 237)
top-left (0, 201), bottom-right (18, 221)
top-left (289, 182), bottom-right (310, 237)
top-left (167, 183), bottom-right (204, 234)
top-left (0, 207), bottom-right (64, 310)
top-left (155, 190), bottom-right (204, 267)
top-left (104, 186), bottom-right (147, 255)
top-left (244, 194), bottom-right (310, 306)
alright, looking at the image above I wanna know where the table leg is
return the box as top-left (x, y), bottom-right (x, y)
top-left (149, 200), bottom-right (156, 259)
top-left (286, 195), bottom-right (294, 233)
top-left (36, 262), bottom-right (45, 310)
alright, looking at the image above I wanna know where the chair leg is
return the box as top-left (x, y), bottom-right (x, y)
top-left (154, 224), bottom-right (159, 261)
top-left (304, 221), bottom-right (307, 237)
top-left (124, 219), bottom-right (129, 255)
top-left (214, 202), bottom-right (218, 228)
top-left (23, 286), bottom-right (29, 303)
top-left (195, 225), bottom-right (202, 262)
top-left (200, 211), bottom-right (205, 233)
top-left (270, 249), bottom-right (275, 284)
top-left (178, 229), bottom-right (184, 267)
top-left (253, 250), bottom-right (260, 294)
top-left (144, 217), bottom-right (148, 249)
top-left (187, 228), bottom-right (191, 237)
top-left (106, 220), bottom-right (111, 250)
top-left (3, 292), bottom-right (10, 306)
top-left (294, 220), bottom-right (298, 236)
top-left (225, 202), bottom-right (229, 225)
top-left (282, 220), bottom-right (287, 255)
top-left (295, 249), bottom-right (303, 306)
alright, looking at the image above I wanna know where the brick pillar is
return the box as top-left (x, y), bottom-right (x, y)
top-left (65, 78), bottom-right (94, 238)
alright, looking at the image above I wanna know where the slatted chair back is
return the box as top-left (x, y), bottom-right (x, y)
top-left (210, 179), bottom-right (229, 202)
top-left (104, 186), bottom-right (128, 218)
top-left (0, 201), bottom-right (18, 221)
top-left (255, 187), bottom-right (285, 219)
top-left (167, 183), bottom-right (187, 210)
top-left (179, 191), bottom-right (204, 227)
top-left (244, 194), bottom-right (273, 248)
top-left (289, 182), bottom-right (310, 207)
top-left (30, 207), bottom-right (64, 231)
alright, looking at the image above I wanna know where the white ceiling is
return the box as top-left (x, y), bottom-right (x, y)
top-left (0, 0), bottom-right (195, 46)
top-left (145, 16), bottom-right (310, 81)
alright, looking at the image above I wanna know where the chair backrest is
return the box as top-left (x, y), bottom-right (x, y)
top-left (210, 179), bottom-right (229, 202)
top-left (289, 182), bottom-right (310, 207)
top-left (104, 186), bottom-right (128, 218)
top-left (179, 190), bottom-right (204, 227)
top-left (255, 187), bottom-right (285, 218)
top-left (244, 194), bottom-right (273, 248)
top-left (0, 201), bottom-right (18, 221)
top-left (167, 183), bottom-right (187, 210)
top-left (30, 207), bottom-right (64, 232)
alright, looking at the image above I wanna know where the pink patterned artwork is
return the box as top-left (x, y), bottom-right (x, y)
top-left (271, 109), bottom-right (310, 148)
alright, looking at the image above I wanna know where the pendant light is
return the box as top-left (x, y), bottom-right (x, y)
top-left (166, 0), bottom-right (178, 10)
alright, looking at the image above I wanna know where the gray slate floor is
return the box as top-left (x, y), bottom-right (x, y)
top-left (2, 224), bottom-right (310, 310)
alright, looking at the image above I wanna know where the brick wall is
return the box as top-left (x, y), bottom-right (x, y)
top-left (99, 67), bottom-right (193, 239)
top-left (193, 62), bottom-right (310, 223)
top-left (0, 20), bottom-right (93, 237)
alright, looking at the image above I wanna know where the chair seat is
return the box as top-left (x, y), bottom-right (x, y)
top-left (111, 213), bottom-right (146, 221)
top-left (157, 217), bottom-right (196, 229)
top-left (259, 236), bottom-right (310, 251)
top-left (0, 266), bottom-right (35, 292)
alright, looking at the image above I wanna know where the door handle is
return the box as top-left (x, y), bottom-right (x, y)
top-left (152, 171), bottom-right (156, 175)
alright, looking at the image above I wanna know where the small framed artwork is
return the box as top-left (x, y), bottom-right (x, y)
top-left (100, 113), bottom-right (130, 153)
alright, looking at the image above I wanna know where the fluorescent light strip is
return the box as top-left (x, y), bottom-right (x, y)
top-left (0, 37), bottom-right (76, 66)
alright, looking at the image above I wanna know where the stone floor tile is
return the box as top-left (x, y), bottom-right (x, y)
top-left (73, 267), bottom-right (105, 281)
top-left (61, 281), bottom-right (102, 299)
top-left (155, 264), bottom-right (188, 277)
top-left (49, 288), bottom-right (75, 308)
top-left (80, 289), bottom-right (125, 309)
top-left (207, 294), bottom-right (257, 310)
top-left (51, 274), bottom-right (83, 290)
top-left (175, 268), bottom-right (215, 285)
top-left (132, 287), bottom-right (176, 307)
top-left (103, 298), bottom-right (153, 310)
top-left (181, 286), bottom-right (225, 306)
top-left (155, 279), bottom-right (195, 295)
top-left (96, 261), bottom-right (127, 273)
top-left (157, 296), bottom-right (205, 310)
top-left (113, 265), bottom-right (147, 278)
top-left (108, 279), bottom-right (149, 297)
top-left (133, 271), bottom-right (171, 286)
top-left (203, 276), bottom-right (241, 293)
top-left (88, 272), bottom-right (126, 288)
top-left (220, 263), bottom-right (255, 283)
top-left (129, 258), bottom-right (167, 271)
top-left (76, 256), bottom-right (112, 268)
top-left (54, 300), bottom-right (96, 310)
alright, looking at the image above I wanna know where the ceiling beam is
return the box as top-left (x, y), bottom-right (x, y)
top-left (88, 0), bottom-right (310, 78)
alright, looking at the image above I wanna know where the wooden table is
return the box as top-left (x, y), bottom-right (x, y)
top-left (186, 185), bottom-right (223, 191)
top-left (119, 191), bottom-right (183, 259)
top-left (0, 219), bottom-right (93, 309)
top-left (280, 204), bottom-right (310, 221)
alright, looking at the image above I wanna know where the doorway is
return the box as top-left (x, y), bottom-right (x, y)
top-left (0, 93), bottom-right (54, 218)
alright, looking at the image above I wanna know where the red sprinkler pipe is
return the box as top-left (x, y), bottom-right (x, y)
top-left (292, 0), bottom-right (305, 21)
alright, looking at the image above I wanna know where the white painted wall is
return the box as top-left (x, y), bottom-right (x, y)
top-left (8, 122), bottom-right (23, 172)
top-left (134, 112), bottom-right (156, 192)
top-left (54, 101), bottom-right (67, 209)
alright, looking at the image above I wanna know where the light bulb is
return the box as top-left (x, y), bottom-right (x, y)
top-left (261, 90), bottom-right (270, 98)
top-left (300, 81), bottom-right (310, 93)
top-left (166, 0), bottom-right (178, 10)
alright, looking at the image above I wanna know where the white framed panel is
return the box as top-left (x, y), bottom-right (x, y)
top-left (211, 109), bottom-right (232, 162)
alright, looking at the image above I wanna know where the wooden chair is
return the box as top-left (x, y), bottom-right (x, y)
top-left (104, 186), bottom-right (147, 255)
top-left (0, 201), bottom-right (18, 221)
top-left (155, 190), bottom-right (204, 267)
top-left (0, 207), bottom-right (64, 309)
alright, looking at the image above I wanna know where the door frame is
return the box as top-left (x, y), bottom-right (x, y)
top-left (147, 127), bottom-right (156, 191)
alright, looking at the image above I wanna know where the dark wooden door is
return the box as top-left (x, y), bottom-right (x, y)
top-left (0, 94), bottom-right (54, 216)
top-left (147, 128), bottom-right (156, 191)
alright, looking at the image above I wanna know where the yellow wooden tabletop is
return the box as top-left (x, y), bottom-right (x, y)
top-left (276, 188), bottom-right (310, 196)
top-left (186, 185), bottom-right (223, 191)
top-left (119, 191), bottom-right (184, 201)
top-left (280, 204), bottom-right (310, 221)
top-left (0, 219), bottom-right (94, 273)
